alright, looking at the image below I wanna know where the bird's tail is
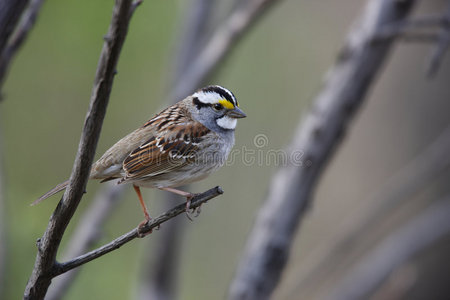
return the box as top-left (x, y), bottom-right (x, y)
top-left (32, 180), bottom-right (70, 206)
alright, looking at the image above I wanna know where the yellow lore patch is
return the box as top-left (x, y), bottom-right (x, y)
top-left (218, 99), bottom-right (235, 109)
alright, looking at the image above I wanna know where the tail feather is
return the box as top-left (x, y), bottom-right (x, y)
top-left (32, 180), bottom-right (70, 206)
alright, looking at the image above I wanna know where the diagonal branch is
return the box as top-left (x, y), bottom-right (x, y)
top-left (280, 124), bottom-right (450, 299)
top-left (139, 1), bottom-right (218, 299)
top-left (23, 1), bottom-right (140, 299)
top-left (0, 0), bottom-right (29, 58)
top-left (0, 0), bottom-right (45, 93)
top-left (54, 186), bottom-right (223, 276)
top-left (228, 0), bottom-right (417, 299)
top-left (0, 124), bottom-right (6, 298)
top-left (426, 2), bottom-right (450, 77)
top-left (46, 184), bottom-right (125, 300)
top-left (170, 0), bottom-right (282, 102)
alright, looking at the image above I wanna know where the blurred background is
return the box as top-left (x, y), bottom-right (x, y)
top-left (1, 0), bottom-right (450, 299)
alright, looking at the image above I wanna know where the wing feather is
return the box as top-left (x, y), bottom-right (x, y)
top-left (122, 122), bottom-right (210, 181)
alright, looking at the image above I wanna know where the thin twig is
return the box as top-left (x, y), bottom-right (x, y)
top-left (23, 1), bottom-right (138, 299)
top-left (46, 184), bottom-right (125, 300)
top-left (138, 194), bottom-right (185, 300)
top-left (54, 186), bottom-right (223, 276)
top-left (228, 1), bottom-right (417, 299)
top-left (0, 0), bottom-right (45, 92)
top-left (170, 0), bottom-right (281, 102)
top-left (374, 14), bottom-right (449, 41)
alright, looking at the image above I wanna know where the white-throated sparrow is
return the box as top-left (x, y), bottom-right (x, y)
top-left (34, 85), bottom-right (246, 228)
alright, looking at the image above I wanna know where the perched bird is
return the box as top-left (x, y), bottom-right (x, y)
top-left (34, 85), bottom-right (246, 231)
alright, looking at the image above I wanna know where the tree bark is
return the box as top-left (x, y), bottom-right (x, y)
top-left (23, 1), bottom-right (138, 298)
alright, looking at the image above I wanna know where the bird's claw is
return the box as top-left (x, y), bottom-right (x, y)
top-left (185, 194), bottom-right (202, 221)
top-left (137, 217), bottom-right (153, 238)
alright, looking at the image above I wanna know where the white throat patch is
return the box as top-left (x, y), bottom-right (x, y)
top-left (217, 115), bottom-right (237, 130)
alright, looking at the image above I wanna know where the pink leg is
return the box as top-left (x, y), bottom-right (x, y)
top-left (133, 185), bottom-right (152, 237)
top-left (159, 187), bottom-right (197, 220)
top-left (158, 187), bottom-right (194, 198)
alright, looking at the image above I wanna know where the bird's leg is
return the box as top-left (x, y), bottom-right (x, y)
top-left (159, 187), bottom-right (199, 220)
top-left (133, 185), bottom-right (152, 237)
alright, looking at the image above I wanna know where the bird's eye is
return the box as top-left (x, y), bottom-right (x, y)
top-left (213, 103), bottom-right (223, 111)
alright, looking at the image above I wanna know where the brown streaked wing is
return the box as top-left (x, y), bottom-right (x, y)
top-left (122, 122), bottom-right (211, 180)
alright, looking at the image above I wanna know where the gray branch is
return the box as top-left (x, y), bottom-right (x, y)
top-left (53, 186), bottom-right (223, 276)
top-left (170, 0), bottom-right (282, 102)
top-left (426, 2), bottom-right (450, 77)
top-left (46, 184), bottom-right (125, 300)
top-left (0, 0), bottom-right (29, 56)
top-left (0, 0), bottom-right (45, 92)
top-left (325, 196), bottom-right (450, 300)
top-left (228, 0), bottom-right (416, 299)
top-left (281, 124), bottom-right (450, 299)
top-left (0, 125), bottom-right (6, 298)
top-left (139, 0), bottom-right (282, 297)
top-left (23, 1), bottom-right (139, 298)
top-left (137, 194), bottom-right (185, 300)
top-left (139, 1), bottom-right (217, 299)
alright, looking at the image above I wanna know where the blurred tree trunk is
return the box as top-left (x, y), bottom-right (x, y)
top-left (228, 0), bottom-right (417, 299)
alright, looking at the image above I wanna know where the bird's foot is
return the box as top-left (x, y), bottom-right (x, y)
top-left (137, 215), bottom-right (153, 238)
top-left (185, 193), bottom-right (201, 221)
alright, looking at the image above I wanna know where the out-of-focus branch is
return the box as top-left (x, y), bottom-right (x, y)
top-left (228, 1), bottom-right (417, 299)
top-left (374, 3), bottom-right (450, 76)
top-left (46, 184), bottom-right (125, 300)
top-left (23, 1), bottom-right (140, 299)
top-left (426, 2), bottom-right (450, 77)
top-left (54, 186), bottom-right (223, 276)
top-left (0, 126), bottom-right (6, 298)
top-left (325, 196), bottom-right (450, 300)
top-left (0, 0), bottom-right (43, 296)
top-left (0, 0), bottom-right (29, 55)
top-left (170, 0), bottom-right (282, 102)
top-left (139, 1), bottom-right (217, 299)
top-left (0, 0), bottom-right (45, 92)
top-left (170, 0), bottom-right (217, 89)
top-left (281, 124), bottom-right (450, 300)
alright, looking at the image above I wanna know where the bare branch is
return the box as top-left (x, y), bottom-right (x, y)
top-left (170, 0), bottom-right (217, 88)
top-left (0, 125), bottom-right (6, 298)
top-left (228, 1), bottom-right (417, 299)
top-left (373, 3), bottom-right (450, 76)
top-left (0, 0), bottom-right (45, 92)
top-left (46, 184), bottom-right (125, 300)
top-left (326, 196), bottom-right (450, 300)
top-left (54, 186), bottom-right (223, 276)
top-left (375, 13), bottom-right (449, 42)
top-left (0, 0), bottom-right (29, 54)
top-left (426, 2), bottom-right (450, 77)
top-left (281, 124), bottom-right (450, 299)
top-left (139, 1), bottom-right (217, 299)
top-left (138, 196), bottom-right (185, 300)
top-left (24, 1), bottom-right (139, 298)
top-left (170, 0), bottom-right (282, 102)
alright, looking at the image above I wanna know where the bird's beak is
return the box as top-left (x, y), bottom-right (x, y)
top-left (227, 107), bottom-right (247, 119)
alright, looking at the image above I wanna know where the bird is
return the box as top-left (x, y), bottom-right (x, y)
top-left (34, 85), bottom-right (246, 233)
